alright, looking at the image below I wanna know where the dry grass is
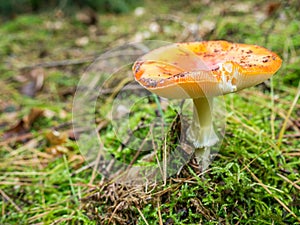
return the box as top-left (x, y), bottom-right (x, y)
top-left (0, 0), bottom-right (300, 224)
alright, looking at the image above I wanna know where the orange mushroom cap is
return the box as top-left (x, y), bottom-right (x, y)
top-left (132, 40), bottom-right (282, 99)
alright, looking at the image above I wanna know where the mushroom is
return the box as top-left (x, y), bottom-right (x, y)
top-left (132, 40), bottom-right (282, 169)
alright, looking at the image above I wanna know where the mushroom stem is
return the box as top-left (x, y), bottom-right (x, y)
top-left (190, 97), bottom-right (219, 169)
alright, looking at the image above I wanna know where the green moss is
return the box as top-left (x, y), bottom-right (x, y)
top-left (1, 0), bottom-right (300, 224)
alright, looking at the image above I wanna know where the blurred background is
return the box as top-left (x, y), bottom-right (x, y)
top-left (0, 0), bottom-right (299, 224)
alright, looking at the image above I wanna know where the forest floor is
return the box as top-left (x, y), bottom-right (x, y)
top-left (0, 0), bottom-right (299, 224)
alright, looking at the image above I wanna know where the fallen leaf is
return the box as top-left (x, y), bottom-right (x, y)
top-left (68, 153), bottom-right (85, 169)
top-left (46, 145), bottom-right (69, 156)
top-left (45, 130), bottom-right (68, 146)
top-left (23, 108), bottom-right (44, 130)
top-left (2, 108), bottom-right (44, 141)
top-left (45, 130), bottom-right (74, 157)
top-left (20, 67), bottom-right (45, 97)
top-left (2, 120), bottom-right (27, 140)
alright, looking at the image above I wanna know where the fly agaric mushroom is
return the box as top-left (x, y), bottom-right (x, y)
top-left (132, 40), bottom-right (282, 169)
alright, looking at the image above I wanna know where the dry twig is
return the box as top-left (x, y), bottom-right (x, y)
top-left (0, 189), bottom-right (23, 213)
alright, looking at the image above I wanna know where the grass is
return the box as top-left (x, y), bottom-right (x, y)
top-left (0, 0), bottom-right (300, 224)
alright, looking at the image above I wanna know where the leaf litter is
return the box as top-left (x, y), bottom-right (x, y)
top-left (0, 0), bottom-right (300, 224)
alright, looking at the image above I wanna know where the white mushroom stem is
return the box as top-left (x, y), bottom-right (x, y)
top-left (190, 97), bottom-right (219, 170)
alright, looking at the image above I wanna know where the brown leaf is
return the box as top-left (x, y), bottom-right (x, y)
top-left (20, 67), bottom-right (45, 97)
top-left (45, 130), bottom-right (68, 146)
top-left (23, 108), bottom-right (44, 129)
top-left (2, 108), bottom-right (44, 141)
top-left (46, 145), bottom-right (69, 156)
top-left (2, 120), bottom-right (27, 140)
top-left (68, 154), bottom-right (85, 169)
